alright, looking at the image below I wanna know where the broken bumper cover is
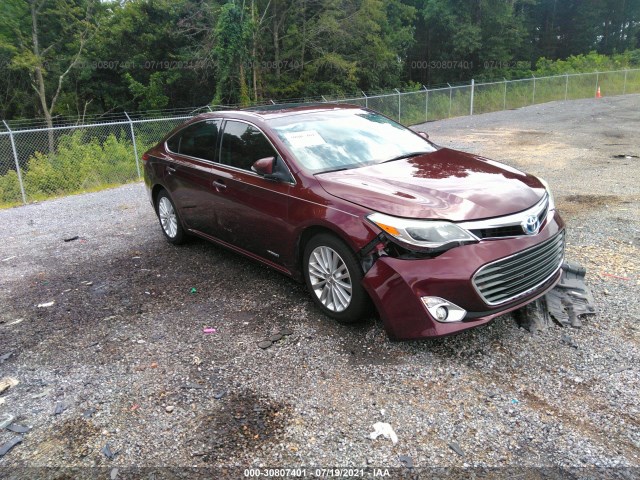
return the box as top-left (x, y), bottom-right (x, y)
top-left (362, 212), bottom-right (565, 340)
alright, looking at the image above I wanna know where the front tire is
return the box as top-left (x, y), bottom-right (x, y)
top-left (303, 233), bottom-right (370, 324)
top-left (156, 190), bottom-right (186, 245)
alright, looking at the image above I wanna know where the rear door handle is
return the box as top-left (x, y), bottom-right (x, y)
top-left (213, 179), bottom-right (227, 190)
top-left (167, 166), bottom-right (176, 174)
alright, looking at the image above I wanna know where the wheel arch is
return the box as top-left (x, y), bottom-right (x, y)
top-left (151, 184), bottom-right (167, 212)
top-left (295, 224), bottom-right (363, 280)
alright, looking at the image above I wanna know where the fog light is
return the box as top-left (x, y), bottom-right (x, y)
top-left (435, 306), bottom-right (448, 321)
top-left (421, 297), bottom-right (467, 323)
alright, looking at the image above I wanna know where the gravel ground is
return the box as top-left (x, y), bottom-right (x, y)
top-left (0, 95), bottom-right (639, 478)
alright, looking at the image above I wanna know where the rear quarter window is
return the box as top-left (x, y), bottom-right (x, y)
top-left (166, 120), bottom-right (220, 161)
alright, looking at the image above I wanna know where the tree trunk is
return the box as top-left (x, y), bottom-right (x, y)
top-left (619, 0), bottom-right (627, 48)
top-left (252, 0), bottom-right (258, 102)
top-left (273, 0), bottom-right (280, 79)
top-left (31, 2), bottom-right (55, 155)
top-left (300, 0), bottom-right (306, 78)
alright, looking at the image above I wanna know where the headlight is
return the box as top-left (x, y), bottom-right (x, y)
top-left (537, 176), bottom-right (555, 210)
top-left (367, 212), bottom-right (478, 249)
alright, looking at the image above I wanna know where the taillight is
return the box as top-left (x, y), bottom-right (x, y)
top-left (142, 152), bottom-right (150, 163)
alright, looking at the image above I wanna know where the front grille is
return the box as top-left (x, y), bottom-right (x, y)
top-left (471, 225), bottom-right (525, 239)
top-left (473, 230), bottom-right (565, 305)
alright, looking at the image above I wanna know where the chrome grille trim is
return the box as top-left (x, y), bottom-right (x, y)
top-left (472, 230), bottom-right (565, 306)
top-left (458, 194), bottom-right (549, 239)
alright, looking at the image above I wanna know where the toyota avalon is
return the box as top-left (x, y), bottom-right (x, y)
top-left (142, 104), bottom-right (564, 339)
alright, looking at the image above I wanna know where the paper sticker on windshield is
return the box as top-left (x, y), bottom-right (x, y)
top-left (283, 130), bottom-right (326, 148)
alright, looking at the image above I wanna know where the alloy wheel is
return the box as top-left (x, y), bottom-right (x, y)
top-left (308, 246), bottom-right (353, 312)
top-left (158, 196), bottom-right (178, 238)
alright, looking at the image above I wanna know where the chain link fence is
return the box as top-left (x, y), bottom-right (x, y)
top-left (1, 68), bottom-right (639, 208)
top-left (0, 115), bottom-right (191, 208)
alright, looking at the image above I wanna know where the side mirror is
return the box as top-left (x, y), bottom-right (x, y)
top-left (252, 156), bottom-right (292, 182)
top-left (417, 131), bottom-right (429, 140)
top-left (251, 156), bottom-right (275, 175)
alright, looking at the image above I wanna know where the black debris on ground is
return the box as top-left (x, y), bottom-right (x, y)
top-left (561, 334), bottom-right (579, 349)
top-left (0, 436), bottom-right (23, 457)
top-left (0, 352), bottom-right (13, 364)
top-left (514, 261), bottom-right (596, 333)
top-left (448, 442), bottom-right (465, 457)
top-left (101, 443), bottom-right (118, 460)
top-left (6, 424), bottom-right (31, 434)
top-left (53, 403), bottom-right (67, 415)
top-left (545, 261), bottom-right (596, 328)
top-left (398, 454), bottom-right (414, 468)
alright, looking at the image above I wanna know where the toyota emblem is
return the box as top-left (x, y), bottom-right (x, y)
top-left (522, 215), bottom-right (540, 235)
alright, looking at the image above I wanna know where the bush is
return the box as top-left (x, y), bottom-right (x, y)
top-left (534, 50), bottom-right (640, 76)
top-left (0, 170), bottom-right (22, 205)
top-left (0, 130), bottom-right (142, 207)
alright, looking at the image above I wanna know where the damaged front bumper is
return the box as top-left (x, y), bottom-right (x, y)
top-left (362, 212), bottom-right (566, 340)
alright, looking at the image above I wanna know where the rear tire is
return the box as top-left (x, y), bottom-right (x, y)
top-left (156, 189), bottom-right (186, 245)
top-left (303, 233), bottom-right (370, 324)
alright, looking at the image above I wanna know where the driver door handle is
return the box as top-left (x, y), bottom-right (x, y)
top-left (213, 179), bottom-right (227, 190)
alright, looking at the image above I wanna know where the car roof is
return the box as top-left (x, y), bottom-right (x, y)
top-left (192, 103), bottom-right (364, 123)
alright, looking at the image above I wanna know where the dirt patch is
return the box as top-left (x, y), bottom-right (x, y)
top-left (453, 128), bottom-right (583, 168)
top-left (563, 194), bottom-right (620, 205)
top-left (518, 389), bottom-right (639, 459)
top-left (565, 239), bottom-right (640, 281)
top-left (193, 391), bottom-right (289, 463)
top-left (31, 418), bottom-right (100, 462)
top-left (556, 194), bottom-right (630, 215)
top-left (604, 131), bottom-right (626, 139)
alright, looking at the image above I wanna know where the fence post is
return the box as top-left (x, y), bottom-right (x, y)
top-left (595, 71), bottom-right (599, 97)
top-left (565, 74), bottom-right (569, 101)
top-left (124, 112), bottom-right (141, 180)
top-left (423, 85), bottom-right (429, 122)
top-left (321, 95), bottom-right (327, 103)
top-left (447, 83), bottom-right (453, 117)
top-left (361, 91), bottom-right (368, 108)
top-left (394, 88), bottom-right (401, 123)
top-left (623, 70), bottom-right (628, 95)
top-left (532, 74), bottom-right (536, 104)
top-left (503, 78), bottom-right (507, 110)
top-left (2, 121), bottom-right (27, 205)
top-left (470, 79), bottom-right (475, 116)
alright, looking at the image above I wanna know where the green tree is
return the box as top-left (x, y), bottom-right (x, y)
top-left (84, 0), bottom-right (216, 114)
top-left (212, 1), bottom-right (252, 106)
top-left (1, 0), bottom-right (640, 120)
top-left (412, 0), bottom-right (527, 83)
top-left (124, 71), bottom-right (179, 111)
top-left (0, 0), bottom-right (98, 151)
top-left (599, 0), bottom-right (640, 54)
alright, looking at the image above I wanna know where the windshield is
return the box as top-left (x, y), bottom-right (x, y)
top-left (268, 109), bottom-right (436, 173)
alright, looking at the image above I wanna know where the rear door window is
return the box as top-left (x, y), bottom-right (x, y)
top-left (219, 121), bottom-right (277, 171)
top-left (167, 120), bottom-right (220, 161)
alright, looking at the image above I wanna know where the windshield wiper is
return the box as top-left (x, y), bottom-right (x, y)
top-left (381, 151), bottom-right (430, 163)
top-left (317, 167), bottom-right (348, 174)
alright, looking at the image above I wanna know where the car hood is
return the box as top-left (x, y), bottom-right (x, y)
top-left (315, 148), bottom-right (545, 221)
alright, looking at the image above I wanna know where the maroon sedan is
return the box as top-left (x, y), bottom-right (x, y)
top-left (143, 104), bottom-right (565, 339)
